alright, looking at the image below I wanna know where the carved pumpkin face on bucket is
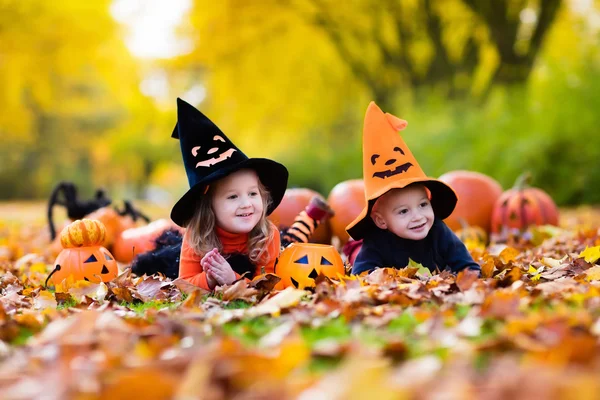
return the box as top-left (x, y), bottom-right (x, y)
top-left (48, 219), bottom-right (118, 285)
top-left (275, 243), bottom-right (344, 289)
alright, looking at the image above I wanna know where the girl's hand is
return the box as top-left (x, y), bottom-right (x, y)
top-left (205, 267), bottom-right (219, 290)
top-left (202, 249), bottom-right (236, 287)
top-left (202, 249), bottom-right (220, 289)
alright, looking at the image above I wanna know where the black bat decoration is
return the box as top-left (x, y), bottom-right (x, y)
top-left (372, 162), bottom-right (413, 179)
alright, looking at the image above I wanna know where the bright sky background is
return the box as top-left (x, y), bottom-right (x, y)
top-left (110, 0), bottom-right (192, 59)
top-left (110, 0), bottom-right (206, 106)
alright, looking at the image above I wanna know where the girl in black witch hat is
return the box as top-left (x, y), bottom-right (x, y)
top-left (159, 98), bottom-right (332, 290)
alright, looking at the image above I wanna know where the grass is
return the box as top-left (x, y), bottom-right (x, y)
top-left (222, 299), bottom-right (253, 309)
top-left (300, 317), bottom-right (351, 346)
top-left (221, 317), bottom-right (278, 346)
top-left (11, 327), bottom-right (35, 346)
top-left (119, 300), bottom-right (182, 314)
top-left (56, 298), bottom-right (79, 310)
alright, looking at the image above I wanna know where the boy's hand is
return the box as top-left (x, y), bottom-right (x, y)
top-left (201, 248), bottom-right (236, 288)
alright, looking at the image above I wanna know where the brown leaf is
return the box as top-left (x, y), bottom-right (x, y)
top-left (536, 277), bottom-right (580, 295)
top-left (480, 289), bottom-right (521, 318)
top-left (111, 287), bottom-right (134, 303)
top-left (249, 273), bottom-right (281, 292)
top-left (134, 276), bottom-right (166, 302)
top-left (171, 277), bottom-right (207, 295)
top-left (219, 280), bottom-right (258, 302)
top-left (456, 269), bottom-right (479, 292)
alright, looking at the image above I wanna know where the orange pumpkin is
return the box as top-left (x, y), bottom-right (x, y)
top-left (491, 173), bottom-right (559, 236)
top-left (438, 170), bottom-right (503, 233)
top-left (86, 207), bottom-right (136, 247)
top-left (327, 179), bottom-right (366, 245)
top-left (269, 188), bottom-right (332, 244)
top-left (112, 218), bottom-right (183, 264)
top-left (49, 219), bottom-right (118, 285)
top-left (59, 219), bottom-right (106, 248)
top-left (275, 243), bottom-right (345, 289)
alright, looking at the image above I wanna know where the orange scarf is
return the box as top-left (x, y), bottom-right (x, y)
top-left (215, 225), bottom-right (249, 255)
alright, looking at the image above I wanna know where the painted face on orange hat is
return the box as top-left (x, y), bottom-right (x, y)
top-left (369, 144), bottom-right (414, 179)
top-left (211, 169), bottom-right (265, 234)
top-left (371, 184), bottom-right (434, 241)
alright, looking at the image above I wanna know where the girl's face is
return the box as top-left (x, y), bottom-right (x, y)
top-left (211, 169), bottom-right (264, 234)
top-left (371, 184), bottom-right (434, 241)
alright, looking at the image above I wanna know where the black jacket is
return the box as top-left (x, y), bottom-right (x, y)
top-left (351, 218), bottom-right (481, 275)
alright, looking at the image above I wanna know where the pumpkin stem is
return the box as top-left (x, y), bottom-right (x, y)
top-left (513, 172), bottom-right (532, 191)
top-left (457, 217), bottom-right (470, 230)
top-left (45, 264), bottom-right (61, 288)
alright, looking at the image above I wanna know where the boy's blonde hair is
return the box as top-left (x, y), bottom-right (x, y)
top-left (186, 174), bottom-right (274, 264)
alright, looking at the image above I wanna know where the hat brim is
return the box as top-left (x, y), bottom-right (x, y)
top-left (345, 178), bottom-right (458, 240)
top-left (170, 158), bottom-right (289, 227)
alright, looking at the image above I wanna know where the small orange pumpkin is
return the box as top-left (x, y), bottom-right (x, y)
top-left (491, 173), bottom-right (559, 236)
top-left (111, 218), bottom-right (183, 264)
top-left (275, 243), bottom-right (345, 289)
top-left (59, 219), bottom-right (106, 248)
top-left (49, 219), bottom-right (118, 285)
top-left (327, 179), bottom-right (366, 245)
top-left (438, 170), bottom-right (503, 233)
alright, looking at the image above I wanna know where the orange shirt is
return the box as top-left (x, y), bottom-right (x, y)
top-left (178, 221), bottom-right (280, 290)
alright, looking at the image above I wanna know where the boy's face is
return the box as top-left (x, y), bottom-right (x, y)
top-left (211, 169), bottom-right (264, 234)
top-left (371, 184), bottom-right (434, 240)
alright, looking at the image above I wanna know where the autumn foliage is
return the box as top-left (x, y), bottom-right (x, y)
top-left (3, 205), bottom-right (600, 398)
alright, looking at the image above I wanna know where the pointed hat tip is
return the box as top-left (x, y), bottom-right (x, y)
top-left (367, 101), bottom-right (381, 112)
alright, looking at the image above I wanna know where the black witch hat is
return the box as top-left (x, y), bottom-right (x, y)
top-left (170, 98), bottom-right (289, 227)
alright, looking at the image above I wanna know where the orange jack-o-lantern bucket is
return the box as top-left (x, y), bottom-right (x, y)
top-left (47, 219), bottom-right (119, 286)
top-left (275, 243), bottom-right (345, 289)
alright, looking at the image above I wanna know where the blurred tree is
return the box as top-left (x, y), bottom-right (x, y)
top-left (0, 0), bottom-right (164, 199)
top-left (177, 0), bottom-right (562, 112)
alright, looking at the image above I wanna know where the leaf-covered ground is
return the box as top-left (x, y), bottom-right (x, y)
top-left (2, 205), bottom-right (600, 399)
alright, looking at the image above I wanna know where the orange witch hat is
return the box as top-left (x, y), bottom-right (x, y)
top-left (345, 102), bottom-right (458, 240)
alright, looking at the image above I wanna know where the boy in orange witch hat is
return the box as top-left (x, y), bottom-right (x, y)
top-left (346, 102), bottom-right (481, 276)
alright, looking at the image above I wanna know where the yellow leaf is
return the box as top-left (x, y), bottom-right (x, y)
top-left (33, 290), bottom-right (58, 310)
top-left (29, 262), bottom-right (47, 274)
top-left (579, 246), bottom-right (600, 264)
top-left (585, 266), bottom-right (600, 282)
top-left (499, 246), bottom-right (520, 264)
top-left (541, 257), bottom-right (566, 269)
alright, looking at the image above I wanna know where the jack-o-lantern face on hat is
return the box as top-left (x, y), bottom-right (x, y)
top-left (275, 243), bottom-right (345, 289)
top-left (345, 102), bottom-right (459, 240)
top-left (359, 105), bottom-right (428, 201)
top-left (191, 134), bottom-right (237, 168)
top-left (370, 145), bottom-right (413, 179)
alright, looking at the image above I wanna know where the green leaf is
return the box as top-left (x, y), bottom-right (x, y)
top-left (408, 258), bottom-right (431, 277)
